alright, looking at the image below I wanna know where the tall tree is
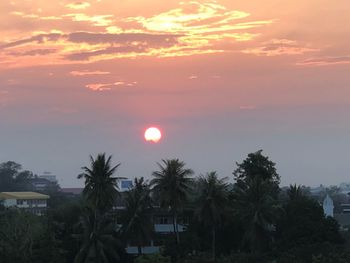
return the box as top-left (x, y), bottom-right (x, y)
top-left (0, 161), bottom-right (34, 191)
top-left (78, 153), bottom-right (121, 213)
top-left (76, 154), bottom-right (124, 263)
top-left (287, 184), bottom-right (305, 201)
top-left (121, 177), bottom-right (154, 255)
top-left (233, 150), bottom-right (280, 193)
top-left (276, 185), bottom-right (344, 261)
top-left (232, 150), bottom-right (282, 255)
top-left (151, 159), bottom-right (194, 244)
top-left (74, 212), bottom-right (122, 263)
top-left (195, 172), bottom-right (229, 260)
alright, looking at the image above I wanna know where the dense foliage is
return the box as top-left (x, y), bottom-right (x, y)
top-left (0, 151), bottom-right (349, 263)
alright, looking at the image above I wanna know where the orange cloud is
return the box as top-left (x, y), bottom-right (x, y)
top-left (64, 13), bottom-right (113, 26)
top-left (242, 39), bottom-right (319, 56)
top-left (0, 1), bottom-right (274, 68)
top-left (130, 2), bottom-right (250, 33)
top-left (85, 80), bottom-right (137, 91)
top-left (86, 83), bottom-right (112, 91)
top-left (65, 2), bottom-right (91, 10)
top-left (70, 70), bottom-right (110, 76)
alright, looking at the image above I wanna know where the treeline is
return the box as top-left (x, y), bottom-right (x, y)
top-left (0, 150), bottom-right (350, 263)
top-left (0, 161), bottom-right (60, 193)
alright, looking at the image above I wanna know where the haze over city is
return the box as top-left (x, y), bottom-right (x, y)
top-left (1, 0), bottom-right (349, 187)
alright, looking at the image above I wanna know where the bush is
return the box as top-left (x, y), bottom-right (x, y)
top-left (134, 254), bottom-right (171, 263)
top-left (216, 253), bottom-right (257, 263)
top-left (182, 252), bottom-right (215, 263)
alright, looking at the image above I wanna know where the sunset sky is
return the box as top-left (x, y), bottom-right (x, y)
top-left (1, 0), bottom-right (350, 187)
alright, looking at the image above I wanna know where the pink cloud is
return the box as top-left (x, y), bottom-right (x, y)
top-left (297, 56), bottom-right (350, 66)
top-left (85, 80), bottom-right (137, 91)
top-left (70, 70), bottom-right (110, 76)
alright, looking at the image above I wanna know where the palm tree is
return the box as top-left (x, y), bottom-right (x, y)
top-left (287, 184), bottom-right (305, 201)
top-left (150, 159), bottom-right (194, 244)
top-left (74, 211), bottom-right (122, 263)
top-left (121, 177), bottom-right (154, 255)
top-left (75, 154), bottom-right (124, 262)
top-left (233, 176), bottom-right (282, 255)
top-left (78, 153), bottom-right (121, 213)
top-left (195, 172), bottom-right (229, 260)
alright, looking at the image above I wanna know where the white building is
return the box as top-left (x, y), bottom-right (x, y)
top-left (38, 172), bottom-right (58, 183)
top-left (125, 213), bottom-right (187, 255)
top-left (323, 194), bottom-right (334, 217)
top-left (118, 179), bottom-right (133, 192)
top-left (0, 192), bottom-right (49, 216)
top-left (116, 188), bottom-right (187, 255)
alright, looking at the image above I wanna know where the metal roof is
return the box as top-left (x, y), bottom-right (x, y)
top-left (0, 192), bottom-right (49, 200)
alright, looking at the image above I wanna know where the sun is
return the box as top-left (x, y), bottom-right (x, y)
top-left (144, 127), bottom-right (162, 143)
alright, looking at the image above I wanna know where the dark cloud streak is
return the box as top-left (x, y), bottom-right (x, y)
top-left (68, 32), bottom-right (182, 45)
top-left (1, 32), bottom-right (182, 49)
top-left (7, 49), bottom-right (57, 56)
top-left (299, 56), bottom-right (350, 66)
top-left (1, 33), bottom-right (62, 49)
top-left (66, 46), bottom-right (147, 61)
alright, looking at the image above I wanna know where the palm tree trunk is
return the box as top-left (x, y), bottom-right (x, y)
top-left (212, 225), bottom-right (216, 261)
top-left (94, 199), bottom-right (99, 234)
top-left (173, 213), bottom-right (177, 243)
top-left (173, 212), bottom-right (180, 244)
top-left (138, 245), bottom-right (142, 255)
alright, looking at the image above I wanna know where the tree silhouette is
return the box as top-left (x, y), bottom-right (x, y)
top-left (121, 177), bottom-right (154, 255)
top-left (75, 154), bottom-right (124, 263)
top-left (195, 171), bottom-right (229, 260)
top-left (74, 212), bottom-right (122, 263)
top-left (151, 159), bottom-right (193, 244)
top-left (78, 153), bottom-right (121, 213)
top-left (232, 150), bottom-right (282, 255)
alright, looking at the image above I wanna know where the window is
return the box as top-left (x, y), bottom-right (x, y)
top-left (16, 199), bottom-right (23, 205)
top-left (154, 216), bottom-right (172, 224)
top-left (129, 239), bottom-right (151, 246)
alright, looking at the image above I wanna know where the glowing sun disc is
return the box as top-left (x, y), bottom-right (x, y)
top-left (144, 127), bottom-right (162, 143)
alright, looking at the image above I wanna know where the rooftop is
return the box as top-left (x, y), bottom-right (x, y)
top-left (0, 192), bottom-right (49, 200)
top-left (61, 188), bottom-right (83, 195)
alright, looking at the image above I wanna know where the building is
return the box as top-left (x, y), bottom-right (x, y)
top-left (61, 188), bottom-right (83, 196)
top-left (323, 194), bottom-right (334, 217)
top-left (310, 184), bottom-right (326, 196)
top-left (31, 177), bottom-right (53, 191)
top-left (115, 188), bottom-right (187, 255)
top-left (29, 172), bottom-right (59, 192)
top-left (38, 172), bottom-right (58, 183)
top-left (0, 191), bottom-right (49, 216)
top-left (118, 179), bottom-right (133, 192)
top-left (340, 203), bottom-right (350, 213)
top-left (123, 211), bottom-right (188, 255)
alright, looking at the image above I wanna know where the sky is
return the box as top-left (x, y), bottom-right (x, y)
top-left (0, 0), bottom-right (350, 187)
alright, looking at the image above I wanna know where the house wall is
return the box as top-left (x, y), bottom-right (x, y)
top-left (3, 199), bottom-right (16, 207)
top-left (16, 199), bottom-right (47, 208)
top-left (2, 198), bottom-right (47, 216)
top-left (154, 224), bottom-right (186, 233)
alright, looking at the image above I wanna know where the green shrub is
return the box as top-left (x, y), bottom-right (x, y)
top-left (134, 254), bottom-right (171, 263)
